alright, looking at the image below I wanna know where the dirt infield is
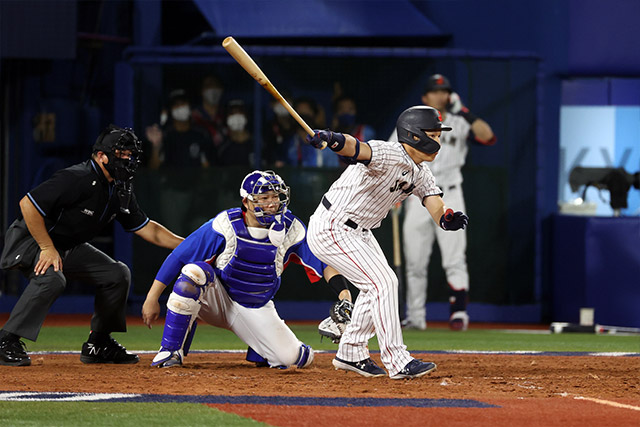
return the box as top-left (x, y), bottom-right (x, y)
top-left (2, 352), bottom-right (639, 426)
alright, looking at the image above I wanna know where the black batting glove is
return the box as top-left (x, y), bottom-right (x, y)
top-left (306, 129), bottom-right (346, 151)
top-left (440, 208), bottom-right (468, 231)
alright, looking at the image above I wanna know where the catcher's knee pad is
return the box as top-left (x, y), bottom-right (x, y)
top-left (295, 343), bottom-right (314, 368)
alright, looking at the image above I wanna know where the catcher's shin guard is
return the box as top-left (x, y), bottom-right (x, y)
top-left (295, 344), bottom-right (314, 368)
top-left (152, 291), bottom-right (200, 367)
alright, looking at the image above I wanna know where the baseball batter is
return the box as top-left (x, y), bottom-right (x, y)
top-left (306, 106), bottom-right (468, 379)
top-left (142, 170), bottom-right (352, 369)
top-left (391, 74), bottom-right (496, 331)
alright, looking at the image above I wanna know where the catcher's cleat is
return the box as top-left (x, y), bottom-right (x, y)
top-left (449, 311), bottom-right (469, 331)
top-left (80, 337), bottom-right (139, 364)
top-left (151, 348), bottom-right (183, 368)
top-left (390, 359), bottom-right (437, 380)
top-left (332, 357), bottom-right (386, 378)
top-left (0, 337), bottom-right (31, 367)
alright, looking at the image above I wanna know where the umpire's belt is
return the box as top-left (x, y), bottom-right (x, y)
top-left (322, 196), bottom-right (368, 232)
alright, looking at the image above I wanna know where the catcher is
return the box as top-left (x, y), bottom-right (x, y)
top-left (142, 170), bottom-right (353, 369)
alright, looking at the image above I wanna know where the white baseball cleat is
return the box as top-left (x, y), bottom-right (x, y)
top-left (449, 311), bottom-right (469, 331)
top-left (151, 348), bottom-right (183, 368)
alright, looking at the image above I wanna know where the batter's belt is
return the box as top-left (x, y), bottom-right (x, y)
top-left (321, 196), bottom-right (368, 232)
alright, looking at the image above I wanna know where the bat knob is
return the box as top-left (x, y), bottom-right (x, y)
top-left (444, 208), bottom-right (454, 221)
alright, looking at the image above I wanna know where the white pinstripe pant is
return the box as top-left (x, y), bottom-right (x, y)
top-left (308, 207), bottom-right (413, 376)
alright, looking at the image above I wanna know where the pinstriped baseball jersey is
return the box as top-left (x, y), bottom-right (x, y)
top-left (322, 140), bottom-right (442, 230)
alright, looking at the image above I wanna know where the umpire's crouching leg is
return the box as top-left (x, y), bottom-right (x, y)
top-left (90, 261), bottom-right (131, 333)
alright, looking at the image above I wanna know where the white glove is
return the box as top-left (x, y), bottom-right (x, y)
top-left (447, 92), bottom-right (464, 114)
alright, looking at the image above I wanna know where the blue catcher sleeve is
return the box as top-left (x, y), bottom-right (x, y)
top-left (284, 238), bottom-right (325, 283)
top-left (155, 218), bottom-right (226, 284)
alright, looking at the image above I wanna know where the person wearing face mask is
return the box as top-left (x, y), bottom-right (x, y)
top-left (285, 97), bottom-right (339, 168)
top-left (217, 99), bottom-right (253, 166)
top-left (145, 89), bottom-right (215, 235)
top-left (332, 95), bottom-right (376, 143)
top-left (0, 125), bottom-right (184, 367)
top-left (192, 75), bottom-right (227, 148)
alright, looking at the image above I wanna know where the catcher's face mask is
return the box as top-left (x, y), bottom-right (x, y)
top-left (240, 170), bottom-right (290, 226)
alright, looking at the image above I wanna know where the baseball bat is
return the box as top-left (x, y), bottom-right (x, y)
top-left (391, 203), bottom-right (406, 320)
top-left (222, 36), bottom-right (325, 148)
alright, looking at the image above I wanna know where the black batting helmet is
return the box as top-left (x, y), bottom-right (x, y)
top-left (396, 106), bottom-right (452, 154)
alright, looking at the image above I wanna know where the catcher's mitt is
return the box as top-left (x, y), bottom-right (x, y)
top-left (318, 316), bottom-right (347, 344)
top-left (330, 299), bottom-right (353, 324)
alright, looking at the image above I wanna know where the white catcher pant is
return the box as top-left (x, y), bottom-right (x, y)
top-left (402, 185), bottom-right (469, 328)
top-left (308, 206), bottom-right (413, 376)
top-left (197, 278), bottom-right (304, 367)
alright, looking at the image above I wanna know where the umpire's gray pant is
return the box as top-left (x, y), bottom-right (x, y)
top-left (3, 243), bottom-right (131, 342)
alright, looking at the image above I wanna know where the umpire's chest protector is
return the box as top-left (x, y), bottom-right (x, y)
top-left (212, 208), bottom-right (305, 308)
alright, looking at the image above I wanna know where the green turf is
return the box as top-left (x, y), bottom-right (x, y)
top-left (0, 402), bottom-right (267, 426)
top-left (4, 322), bottom-right (638, 427)
top-left (25, 323), bottom-right (640, 353)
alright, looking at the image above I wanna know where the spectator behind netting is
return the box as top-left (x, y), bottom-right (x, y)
top-left (332, 94), bottom-right (376, 142)
top-left (145, 88), bottom-right (214, 171)
top-left (263, 91), bottom-right (296, 168)
top-left (145, 89), bottom-right (215, 236)
top-left (217, 99), bottom-right (253, 166)
top-left (285, 97), bottom-right (339, 168)
top-left (192, 74), bottom-right (227, 149)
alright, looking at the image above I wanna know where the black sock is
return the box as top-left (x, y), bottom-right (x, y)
top-left (88, 331), bottom-right (110, 345)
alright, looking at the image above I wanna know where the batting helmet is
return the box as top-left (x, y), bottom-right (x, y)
top-left (424, 74), bottom-right (452, 93)
top-left (396, 106), bottom-right (452, 154)
top-left (240, 170), bottom-right (290, 226)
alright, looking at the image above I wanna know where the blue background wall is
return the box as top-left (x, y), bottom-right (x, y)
top-left (1, 0), bottom-right (639, 326)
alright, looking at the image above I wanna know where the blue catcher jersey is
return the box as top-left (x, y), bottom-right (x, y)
top-left (154, 208), bottom-right (325, 308)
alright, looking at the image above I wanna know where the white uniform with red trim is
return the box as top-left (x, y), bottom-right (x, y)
top-left (307, 139), bottom-right (442, 376)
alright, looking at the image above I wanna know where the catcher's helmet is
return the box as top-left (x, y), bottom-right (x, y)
top-left (425, 74), bottom-right (452, 93)
top-left (240, 170), bottom-right (290, 226)
top-left (396, 106), bottom-right (452, 154)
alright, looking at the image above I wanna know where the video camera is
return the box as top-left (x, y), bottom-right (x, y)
top-left (569, 167), bottom-right (640, 214)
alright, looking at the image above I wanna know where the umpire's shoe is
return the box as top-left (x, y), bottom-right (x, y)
top-left (332, 356), bottom-right (386, 378)
top-left (0, 336), bottom-right (31, 366)
top-left (390, 359), bottom-right (437, 379)
top-left (80, 336), bottom-right (139, 364)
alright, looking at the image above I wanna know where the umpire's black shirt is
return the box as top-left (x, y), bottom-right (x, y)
top-left (21, 159), bottom-right (149, 251)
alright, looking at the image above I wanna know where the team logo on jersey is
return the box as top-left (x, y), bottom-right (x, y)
top-left (389, 180), bottom-right (415, 194)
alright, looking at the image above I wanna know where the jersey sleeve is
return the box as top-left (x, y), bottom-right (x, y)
top-left (116, 191), bottom-right (149, 232)
top-left (26, 170), bottom-right (84, 218)
top-left (283, 237), bottom-right (326, 283)
top-left (362, 140), bottom-right (389, 175)
top-left (154, 218), bottom-right (226, 285)
top-left (413, 166), bottom-right (443, 202)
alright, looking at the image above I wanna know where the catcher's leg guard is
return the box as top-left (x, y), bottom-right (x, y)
top-left (151, 282), bottom-right (201, 367)
top-left (295, 344), bottom-right (314, 368)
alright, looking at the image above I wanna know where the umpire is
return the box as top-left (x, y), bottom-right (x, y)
top-left (0, 125), bottom-right (183, 366)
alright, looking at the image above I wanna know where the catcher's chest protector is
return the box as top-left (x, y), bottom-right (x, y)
top-left (216, 208), bottom-right (281, 307)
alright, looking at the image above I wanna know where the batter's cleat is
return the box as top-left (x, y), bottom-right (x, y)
top-left (0, 337), bottom-right (31, 366)
top-left (151, 348), bottom-right (183, 368)
top-left (80, 337), bottom-right (139, 364)
top-left (332, 356), bottom-right (386, 378)
top-left (390, 359), bottom-right (437, 380)
top-left (449, 311), bottom-right (469, 331)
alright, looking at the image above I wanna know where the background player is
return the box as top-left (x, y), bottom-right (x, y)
top-left (391, 74), bottom-right (496, 331)
top-left (142, 170), bottom-right (353, 369)
top-left (305, 106), bottom-right (468, 379)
